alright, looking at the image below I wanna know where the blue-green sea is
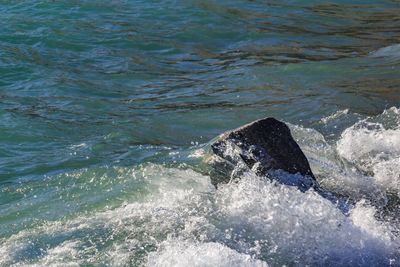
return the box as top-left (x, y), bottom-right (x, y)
top-left (1, 1), bottom-right (400, 266)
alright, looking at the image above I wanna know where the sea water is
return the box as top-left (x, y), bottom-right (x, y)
top-left (1, 1), bottom-right (400, 266)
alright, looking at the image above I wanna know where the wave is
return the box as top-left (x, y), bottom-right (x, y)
top-left (370, 44), bottom-right (400, 60)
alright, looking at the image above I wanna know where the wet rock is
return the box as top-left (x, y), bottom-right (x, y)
top-left (209, 117), bottom-right (318, 191)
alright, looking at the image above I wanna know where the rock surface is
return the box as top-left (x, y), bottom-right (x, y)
top-left (209, 117), bottom-right (317, 190)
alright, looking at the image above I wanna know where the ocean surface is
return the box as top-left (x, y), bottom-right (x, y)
top-left (1, 1), bottom-right (400, 266)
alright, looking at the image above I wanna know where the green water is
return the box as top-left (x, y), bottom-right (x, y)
top-left (1, 1), bottom-right (400, 266)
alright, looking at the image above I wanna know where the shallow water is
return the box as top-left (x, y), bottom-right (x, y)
top-left (1, 1), bottom-right (400, 266)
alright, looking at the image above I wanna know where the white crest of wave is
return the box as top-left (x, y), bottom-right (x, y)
top-left (336, 107), bottom-right (400, 195)
top-left (370, 44), bottom-right (400, 59)
top-left (320, 109), bottom-right (349, 124)
top-left (337, 124), bottom-right (400, 168)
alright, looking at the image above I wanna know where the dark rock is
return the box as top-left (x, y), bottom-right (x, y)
top-left (209, 117), bottom-right (318, 190)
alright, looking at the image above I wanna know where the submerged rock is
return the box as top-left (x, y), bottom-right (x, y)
top-left (208, 117), bottom-right (318, 191)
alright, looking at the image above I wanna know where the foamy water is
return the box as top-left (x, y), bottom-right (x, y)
top-left (1, 166), bottom-right (399, 266)
top-left (336, 107), bottom-right (400, 197)
top-left (1, 108), bottom-right (400, 266)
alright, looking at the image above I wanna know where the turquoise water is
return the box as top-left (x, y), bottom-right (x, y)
top-left (1, 1), bottom-right (400, 266)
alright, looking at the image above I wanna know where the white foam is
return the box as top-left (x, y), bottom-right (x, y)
top-left (337, 122), bottom-right (400, 170)
top-left (212, 174), bottom-right (398, 266)
top-left (336, 108), bottom-right (400, 195)
top-left (147, 240), bottom-right (269, 267)
top-left (350, 200), bottom-right (394, 244)
top-left (188, 148), bottom-right (206, 158)
top-left (290, 124), bottom-right (365, 197)
top-left (0, 165), bottom-right (214, 266)
top-left (320, 109), bottom-right (349, 124)
top-left (373, 157), bottom-right (400, 196)
top-left (24, 240), bottom-right (82, 267)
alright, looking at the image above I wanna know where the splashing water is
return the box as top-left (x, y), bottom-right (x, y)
top-left (1, 165), bottom-right (399, 266)
top-left (1, 107), bottom-right (400, 266)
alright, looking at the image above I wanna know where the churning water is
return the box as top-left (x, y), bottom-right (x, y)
top-left (1, 1), bottom-right (400, 266)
